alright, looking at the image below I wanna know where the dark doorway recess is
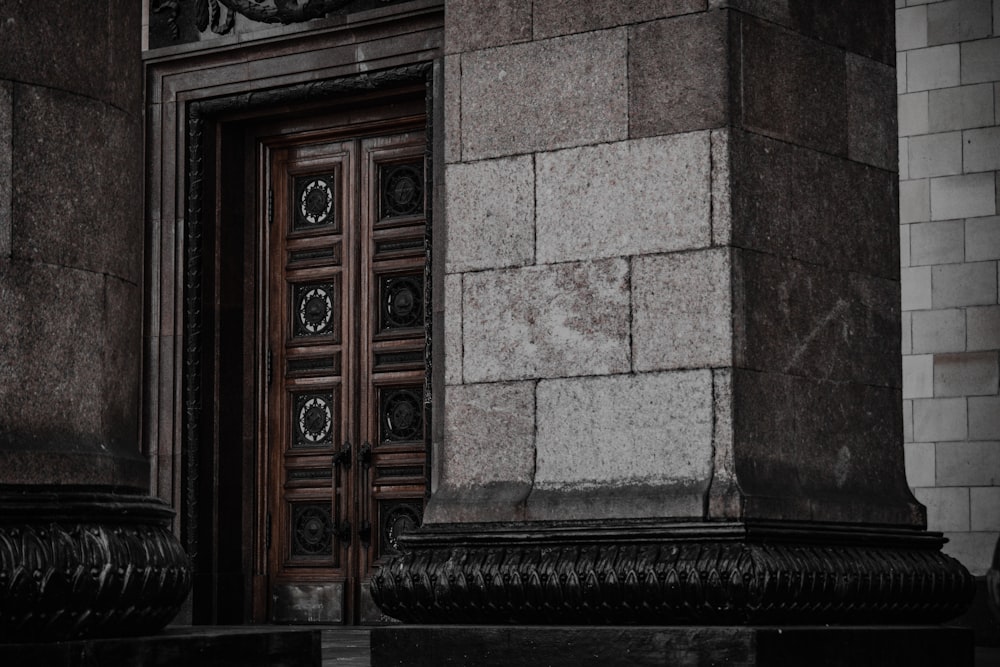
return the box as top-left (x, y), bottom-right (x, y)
top-left (184, 65), bottom-right (433, 625)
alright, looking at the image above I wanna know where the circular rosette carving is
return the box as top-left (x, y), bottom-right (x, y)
top-left (0, 490), bottom-right (191, 641)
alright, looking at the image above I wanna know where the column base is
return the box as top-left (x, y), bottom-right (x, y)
top-left (371, 625), bottom-right (974, 667)
top-left (0, 487), bottom-right (192, 641)
top-left (372, 520), bottom-right (973, 624)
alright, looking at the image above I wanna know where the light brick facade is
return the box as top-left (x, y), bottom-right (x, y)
top-left (898, 0), bottom-right (1000, 576)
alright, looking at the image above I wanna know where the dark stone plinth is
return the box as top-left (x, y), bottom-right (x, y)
top-left (371, 626), bottom-right (973, 667)
top-left (0, 627), bottom-right (320, 667)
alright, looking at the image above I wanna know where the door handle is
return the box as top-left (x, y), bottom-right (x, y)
top-left (333, 441), bottom-right (352, 468)
top-left (336, 520), bottom-right (352, 545)
top-left (360, 442), bottom-right (372, 471)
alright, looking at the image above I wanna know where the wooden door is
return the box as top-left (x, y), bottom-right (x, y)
top-left (260, 126), bottom-right (428, 624)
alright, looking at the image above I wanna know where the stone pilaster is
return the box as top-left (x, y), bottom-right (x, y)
top-left (0, 0), bottom-right (190, 640)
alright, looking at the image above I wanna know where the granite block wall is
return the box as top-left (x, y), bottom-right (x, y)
top-left (897, 0), bottom-right (1000, 576)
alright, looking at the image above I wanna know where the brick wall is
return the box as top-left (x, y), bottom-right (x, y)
top-left (897, 0), bottom-right (1000, 575)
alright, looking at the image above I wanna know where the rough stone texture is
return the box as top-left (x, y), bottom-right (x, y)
top-left (530, 371), bottom-right (712, 520)
top-left (443, 274), bottom-right (462, 385)
top-left (11, 84), bottom-right (142, 285)
top-left (444, 0), bottom-right (531, 54)
top-left (710, 0), bottom-right (896, 64)
top-left (847, 53), bottom-right (898, 171)
top-left (734, 250), bottom-right (901, 388)
top-left (738, 14), bottom-right (848, 157)
top-left (535, 133), bottom-right (711, 264)
top-left (732, 369), bottom-right (921, 525)
top-left (443, 55), bottom-right (461, 164)
top-left (730, 130), bottom-right (898, 279)
top-left (461, 30), bottom-right (627, 160)
top-left (0, 81), bottom-right (10, 259)
top-left (533, 0), bottom-right (707, 39)
top-left (632, 249), bottom-right (732, 371)
top-left (933, 351), bottom-right (999, 397)
top-left (462, 259), bottom-right (630, 383)
top-left (427, 382), bottom-right (535, 523)
top-left (445, 156), bottom-right (534, 272)
top-left (711, 129), bottom-right (732, 246)
top-left (628, 12), bottom-right (728, 138)
top-left (0, 259), bottom-right (144, 488)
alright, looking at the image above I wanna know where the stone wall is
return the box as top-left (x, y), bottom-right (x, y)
top-left (897, 0), bottom-right (1000, 576)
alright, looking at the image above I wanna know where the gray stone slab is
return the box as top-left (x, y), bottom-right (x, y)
top-left (461, 30), bottom-right (627, 160)
top-left (928, 83), bottom-right (994, 132)
top-left (462, 259), bottom-right (631, 383)
top-left (444, 0), bottom-right (531, 53)
top-left (443, 55), bottom-right (461, 164)
top-left (0, 626), bottom-right (321, 667)
top-left (426, 381), bottom-right (536, 523)
top-left (443, 274), bottom-right (462, 385)
top-left (733, 250), bottom-right (900, 388)
top-left (933, 351), bottom-right (999, 398)
top-left (533, 0), bottom-right (706, 39)
top-left (730, 130), bottom-right (898, 279)
top-left (444, 156), bottom-right (534, 272)
top-left (371, 625), bottom-right (973, 667)
top-left (11, 84), bottom-right (142, 284)
top-left (535, 133), bottom-right (711, 264)
top-left (628, 11), bottom-right (728, 138)
top-left (846, 53), bottom-right (897, 171)
top-left (738, 13), bottom-right (848, 157)
top-left (927, 0), bottom-right (992, 45)
top-left (530, 370), bottom-right (713, 520)
top-left (632, 248), bottom-right (732, 372)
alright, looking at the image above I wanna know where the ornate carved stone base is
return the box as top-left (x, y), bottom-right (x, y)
top-left (0, 488), bottom-right (192, 642)
top-left (371, 521), bottom-right (973, 625)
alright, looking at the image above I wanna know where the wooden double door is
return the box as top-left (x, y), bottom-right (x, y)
top-left (257, 124), bottom-right (428, 624)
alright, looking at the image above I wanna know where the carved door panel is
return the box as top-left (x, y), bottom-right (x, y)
top-left (262, 128), bottom-right (427, 624)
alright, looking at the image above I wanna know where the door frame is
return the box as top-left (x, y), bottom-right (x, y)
top-left (181, 64), bottom-right (438, 623)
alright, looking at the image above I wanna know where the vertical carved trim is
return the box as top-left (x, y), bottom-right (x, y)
top-left (182, 62), bottom-right (434, 570)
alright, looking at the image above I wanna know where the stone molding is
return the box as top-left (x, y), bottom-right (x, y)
top-left (372, 521), bottom-right (973, 625)
top-left (0, 489), bottom-right (191, 641)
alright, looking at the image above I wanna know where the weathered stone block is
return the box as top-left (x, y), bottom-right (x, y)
top-left (963, 126), bottom-right (1000, 173)
top-left (734, 251), bottom-right (900, 388)
top-left (905, 441), bottom-right (936, 487)
top-left (535, 133), bottom-right (711, 264)
top-left (901, 266), bottom-right (932, 310)
top-left (960, 37), bottom-right (1000, 84)
top-left (530, 370), bottom-right (713, 520)
top-left (444, 0), bottom-right (531, 54)
top-left (928, 83), bottom-right (994, 132)
top-left (903, 354), bottom-right (934, 399)
top-left (927, 0), bottom-right (992, 45)
top-left (738, 15), bottom-right (847, 156)
top-left (462, 259), bottom-right (630, 383)
top-left (445, 156), bottom-right (534, 272)
top-left (908, 132), bottom-right (963, 179)
top-left (966, 216), bottom-right (1000, 262)
top-left (936, 441), bottom-right (1000, 486)
top-left (461, 30), bottom-right (627, 160)
top-left (11, 85), bottom-right (142, 285)
top-left (931, 261), bottom-right (998, 307)
top-left (628, 12), bottom-right (728, 138)
top-left (933, 351), bottom-right (999, 398)
top-left (732, 369), bottom-right (918, 525)
top-left (633, 248), bottom-right (732, 371)
top-left (914, 486), bottom-right (970, 531)
top-left (896, 5), bottom-right (928, 50)
top-left (898, 91), bottom-right (929, 137)
top-left (968, 305), bottom-right (1000, 351)
top-left (444, 274), bottom-right (462, 385)
top-left (907, 44), bottom-right (961, 92)
top-left (913, 397), bottom-right (968, 442)
top-left (846, 53), bottom-right (897, 171)
top-left (900, 178), bottom-right (930, 224)
top-left (730, 130), bottom-right (897, 279)
top-left (427, 381), bottom-right (536, 523)
top-left (930, 173), bottom-right (996, 220)
top-left (444, 55), bottom-right (461, 164)
top-left (911, 308), bottom-right (966, 353)
top-left (533, 0), bottom-right (707, 39)
top-left (910, 219), bottom-right (965, 265)
top-left (971, 487), bottom-right (1000, 531)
